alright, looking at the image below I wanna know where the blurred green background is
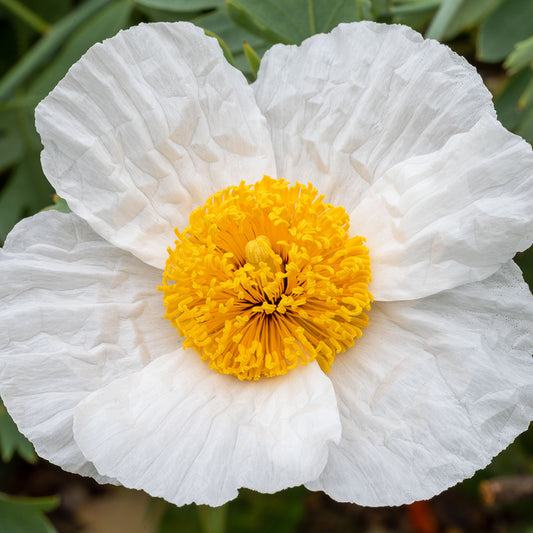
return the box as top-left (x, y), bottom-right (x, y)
top-left (1, 0), bottom-right (533, 531)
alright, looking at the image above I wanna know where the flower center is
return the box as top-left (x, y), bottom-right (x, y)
top-left (160, 176), bottom-right (372, 380)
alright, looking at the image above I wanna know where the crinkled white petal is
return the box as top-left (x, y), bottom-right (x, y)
top-left (35, 22), bottom-right (276, 270)
top-left (351, 114), bottom-right (533, 301)
top-left (0, 211), bottom-right (176, 481)
top-left (73, 354), bottom-right (341, 506)
top-left (307, 261), bottom-right (533, 506)
top-left (253, 21), bottom-right (495, 211)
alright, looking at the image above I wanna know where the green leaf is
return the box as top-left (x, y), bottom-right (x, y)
top-left (505, 35), bottom-right (533, 74)
top-left (0, 132), bottom-right (23, 171)
top-left (477, 0), bottom-right (533, 63)
top-left (28, 0), bottom-right (133, 102)
top-left (157, 503), bottom-right (202, 533)
top-left (390, 0), bottom-right (438, 31)
top-left (0, 112), bottom-right (23, 172)
top-left (135, 0), bottom-right (222, 12)
top-left (518, 73), bottom-right (533, 109)
top-left (0, 16), bottom-right (17, 77)
top-left (226, 0), bottom-right (373, 45)
top-left (198, 505), bottom-right (227, 533)
top-left (204, 29), bottom-right (237, 67)
top-left (0, 105), bottom-right (51, 244)
top-left (494, 68), bottom-right (533, 131)
top-left (517, 104), bottom-right (533, 145)
top-left (390, 0), bottom-right (439, 17)
top-left (0, 152), bottom-right (53, 243)
top-left (355, 0), bottom-right (373, 20)
top-left (0, 493), bottom-right (59, 533)
top-left (243, 41), bottom-right (260, 79)
top-left (41, 194), bottom-right (71, 213)
top-left (0, 0), bottom-right (112, 101)
top-left (0, 0), bottom-right (50, 35)
top-left (132, 4), bottom-right (201, 22)
top-left (157, 488), bottom-right (305, 533)
top-left (494, 67), bottom-right (533, 145)
top-left (0, 398), bottom-right (37, 463)
top-left (195, 7), bottom-right (264, 51)
top-left (22, 0), bottom-right (72, 24)
top-left (370, 0), bottom-right (390, 18)
top-left (195, 7), bottom-right (268, 75)
top-left (442, 0), bottom-right (506, 40)
top-left (424, 0), bottom-right (462, 41)
top-left (227, 488), bottom-right (305, 533)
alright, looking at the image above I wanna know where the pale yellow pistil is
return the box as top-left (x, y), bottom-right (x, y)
top-left (244, 235), bottom-right (280, 273)
top-left (160, 176), bottom-right (373, 381)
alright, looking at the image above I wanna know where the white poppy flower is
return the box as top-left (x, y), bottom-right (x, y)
top-left (1, 20), bottom-right (533, 507)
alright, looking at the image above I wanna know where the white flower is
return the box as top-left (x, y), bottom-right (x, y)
top-left (1, 20), bottom-right (533, 507)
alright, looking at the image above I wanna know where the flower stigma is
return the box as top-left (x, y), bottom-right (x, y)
top-left (160, 176), bottom-right (373, 380)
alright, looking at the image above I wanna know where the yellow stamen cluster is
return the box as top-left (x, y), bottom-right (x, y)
top-left (160, 176), bottom-right (372, 380)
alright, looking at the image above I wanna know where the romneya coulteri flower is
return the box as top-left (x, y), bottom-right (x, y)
top-left (1, 20), bottom-right (533, 507)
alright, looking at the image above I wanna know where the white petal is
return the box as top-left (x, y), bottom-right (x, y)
top-left (351, 114), bottom-right (533, 301)
top-left (254, 21), bottom-right (495, 211)
top-left (307, 261), bottom-right (533, 505)
top-left (36, 22), bottom-right (276, 270)
top-left (0, 211), bottom-right (176, 480)
top-left (73, 354), bottom-right (341, 506)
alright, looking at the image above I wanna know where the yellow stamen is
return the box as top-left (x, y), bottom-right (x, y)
top-left (160, 176), bottom-right (373, 381)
